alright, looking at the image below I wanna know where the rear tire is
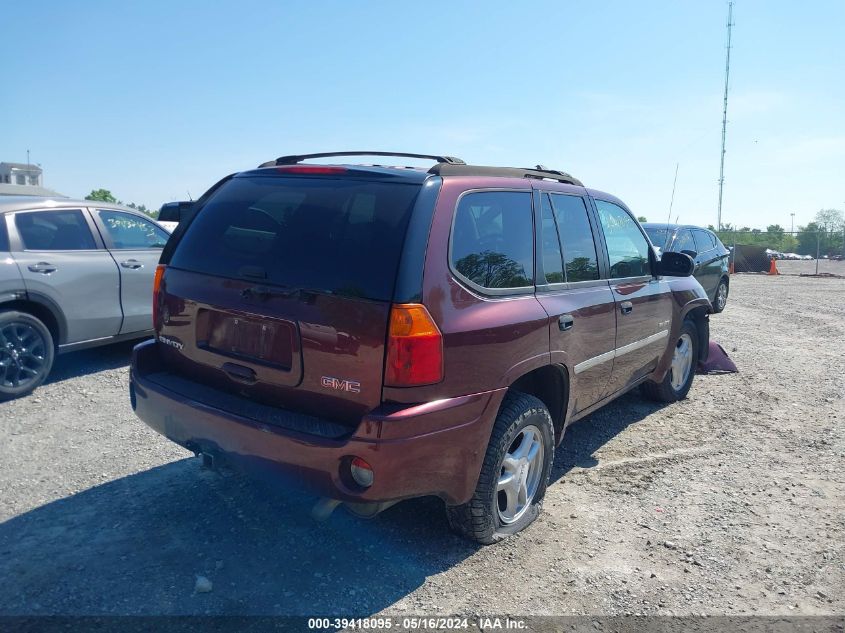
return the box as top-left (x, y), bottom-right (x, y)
top-left (0, 311), bottom-right (54, 401)
top-left (640, 319), bottom-right (698, 403)
top-left (446, 391), bottom-right (554, 545)
top-left (712, 278), bottom-right (729, 313)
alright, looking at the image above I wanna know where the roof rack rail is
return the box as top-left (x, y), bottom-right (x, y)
top-left (428, 163), bottom-right (583, 187)
top-left (259, 151), bottom-right (466, 168)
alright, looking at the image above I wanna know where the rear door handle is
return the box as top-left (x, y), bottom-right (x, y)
top-left (620, 301), bottom-right (633, 315)
top-left (120, 259), bottom-right (144, 269)
top-left (558, 314), bottom-right (574, 331)
top-left (28, 262), bottom-right (57, 274)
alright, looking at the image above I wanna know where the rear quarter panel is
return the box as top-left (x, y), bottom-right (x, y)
top-left (382, 177), bottom-right (551, 405)
top-left (0, 255), bottom-right (25, 303)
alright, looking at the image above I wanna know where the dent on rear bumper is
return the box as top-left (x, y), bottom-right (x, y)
top-left (130, 340), bottom-right (504, 506)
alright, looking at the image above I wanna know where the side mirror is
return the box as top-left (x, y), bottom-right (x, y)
top-left (658, 251), bottom-right (695, 277)
top-left (680, 249), bottom-right (697, 258)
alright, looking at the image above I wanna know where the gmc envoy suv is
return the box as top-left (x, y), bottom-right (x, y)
top-left (130, 151), bottom-right (710, 543)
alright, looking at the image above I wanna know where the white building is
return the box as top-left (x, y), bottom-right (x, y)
top-left (0, 162), bottom-right (64, 197)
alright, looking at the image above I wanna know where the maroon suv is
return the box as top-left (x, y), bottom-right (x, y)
top-left (130, 151), bottom-right (710, 544)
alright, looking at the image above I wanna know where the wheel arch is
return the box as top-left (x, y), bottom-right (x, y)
top-left (682, 304), bottom-right (710, 362)
top-left (0, 295), bottom-right (65, 347)
top-left (508, 363), bottom-right (569, 444)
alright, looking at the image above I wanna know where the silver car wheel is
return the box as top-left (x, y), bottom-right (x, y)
top-left (670, 333), bottom-right (694, 391)
top-left (717, 282), bottom-right (728, 310)
top-left (497, 424), bottom-right (544, 525)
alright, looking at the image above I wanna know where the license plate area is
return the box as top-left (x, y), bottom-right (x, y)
top-left (196, 309), bottom-right (294, 371)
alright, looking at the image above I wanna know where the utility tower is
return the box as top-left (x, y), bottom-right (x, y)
top-left (717, 2), bottom-right (734, 231)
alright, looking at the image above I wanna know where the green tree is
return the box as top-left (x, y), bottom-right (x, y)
top-left (796, 222), bottom-right (821, 256)
top-left (85, 189), bottom-right (117, 203)
top-left (85, 189), bottom-right (158, 219)
top-left (780, 234), bottom-right (798, 253)
top-left (815, 208), bottom-right (844, 231)
top-left (637, 215), bottom-right (647, 223)
top-left (123, 201), bottom-right (157, 218)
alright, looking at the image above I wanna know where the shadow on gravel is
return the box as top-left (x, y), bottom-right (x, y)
top-left (44, 339), bottom-right (148, 385)
top-left (0, 385), bottom-right (665, 615)
top-left (552, 390), bottom-right (668, 481)
top-left (0, 458), bottom-right (476, 615)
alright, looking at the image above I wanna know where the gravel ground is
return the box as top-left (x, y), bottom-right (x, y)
top-left (0, 273), bottom-right (842, 617)
top-left (774, 258), bottom-right (845, 276)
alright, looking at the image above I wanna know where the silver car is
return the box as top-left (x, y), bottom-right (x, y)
top-left (0, 196), bottom-right (170, 399)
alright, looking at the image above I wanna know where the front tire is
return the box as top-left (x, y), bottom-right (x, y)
top-left (712, 278), bottom-right (729, 313)
top-left (0, 311), bottom-right (54, 400)
top-left (641, 319), bottom-right (698, 403)
top-left (446, 392), bottom-right (554, 544)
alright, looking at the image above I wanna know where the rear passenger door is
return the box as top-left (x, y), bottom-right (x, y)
top-left (593, 199), bottom-right (673, 395)
top-left (93, 209), bottom-right (169, 334)
top-left (8, 208), bottom-right (122, 344)
top-left (533, 192), bottom-right (616, 414)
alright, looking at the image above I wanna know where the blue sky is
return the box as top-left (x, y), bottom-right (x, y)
top-left (2, 1), bottom-right (843, 230)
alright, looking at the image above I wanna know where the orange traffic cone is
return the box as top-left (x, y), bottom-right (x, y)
top-left (768, 258), bottom-right (779, 275)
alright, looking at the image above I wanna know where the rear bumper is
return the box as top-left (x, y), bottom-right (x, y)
top-left (130, 340), bottom-right (504, 505)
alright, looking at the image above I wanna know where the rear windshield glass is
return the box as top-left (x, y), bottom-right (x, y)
top-left (170, 175), bottom-right (421, 301)
top-left (158, 205), bottom-right (180, 222)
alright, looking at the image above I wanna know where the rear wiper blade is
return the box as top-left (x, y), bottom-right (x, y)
top-left (240, 285), bottom-right (299, 301)
top-left (240, 285), bottom-right (335, 301)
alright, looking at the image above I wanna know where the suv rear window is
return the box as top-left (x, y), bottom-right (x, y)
top-left (450, 191), bottom-right (534, 290)
top-left (169, 175), bottom-right (421, 301)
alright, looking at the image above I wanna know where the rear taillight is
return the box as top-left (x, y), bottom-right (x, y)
top-left (152, 264), bottom-right (165, 331)
top-left (385, 303), bottom-right (443, 387)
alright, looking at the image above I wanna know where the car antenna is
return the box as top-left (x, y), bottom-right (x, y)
top-left (186, 190), bottom-right (193, 201)
top-left (666, 162), bottom-right (679, 226)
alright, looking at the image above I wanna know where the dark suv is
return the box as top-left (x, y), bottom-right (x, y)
top-left (642, 223), bottom-right (731, 313)
top-left (130, 151), bottom-right (711, 544)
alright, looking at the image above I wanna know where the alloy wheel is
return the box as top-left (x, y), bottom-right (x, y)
top-left (717, 283), bottom-right (728, 310)
top-left (497, 424), bottom-right (544, 524)
top-left (670, 333), bottom-right (694, 391)
top-left (0, 322), bottom-right (47, 389)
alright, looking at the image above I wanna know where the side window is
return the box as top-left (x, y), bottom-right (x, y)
top-left (693, 229), bottom-right (715, 252)
top-left (595, 200), bottom-right (652, 278)
top-left (15, 209), bottom-right (97, 251)
top-left (98, 210), bottom-right (169, 249)
top-left (672, 229), bottom-right (697, 254)
top-left (451, 191), bottom-right (534, 290)
top-left (550, 194), bottom-right (600, 282)
top-left (540, 194), bottom-right (564, 283)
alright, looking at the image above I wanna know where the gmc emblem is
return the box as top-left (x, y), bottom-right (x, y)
top-left (321, 376), bottom-right (361, 393)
